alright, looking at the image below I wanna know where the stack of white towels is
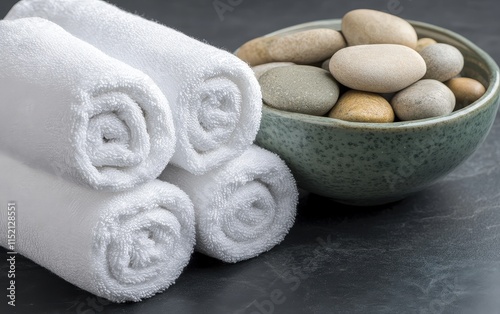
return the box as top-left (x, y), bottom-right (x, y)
top-left (0, 0), bottom-right (298, 303)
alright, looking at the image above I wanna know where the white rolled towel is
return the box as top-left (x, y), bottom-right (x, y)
top-left (0, 152), bottom-right (195, 302)
top-left (6, 0), bottom-right (263, 175)
top-left (0, 17), bottom-right (176, 191)
top-left (159, 145), bottom-right (298, 263)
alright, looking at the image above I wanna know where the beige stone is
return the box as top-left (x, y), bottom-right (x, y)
top-left (328, 90), bottom-right (395, 123)
top-left (329, 44), bottom-right (426, 93)
top-left (268, 28), bottom-right (346, 64)
top-left (341, 9), bottom-right (418, 49)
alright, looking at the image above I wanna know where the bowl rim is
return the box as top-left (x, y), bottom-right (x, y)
top-left (256, 19), bottom-right (500, 130)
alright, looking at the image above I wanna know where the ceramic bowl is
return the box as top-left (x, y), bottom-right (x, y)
top-left (249, 19), bottom-right (500, 206)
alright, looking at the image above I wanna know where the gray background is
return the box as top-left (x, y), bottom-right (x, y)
top-left (1, 0), bottom-right (500, 313)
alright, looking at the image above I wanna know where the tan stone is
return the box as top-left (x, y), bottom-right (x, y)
top-left (268, 28), bottom-right (346, 64)
top-left (328, 90), bottom-right (395, 123)
top-left (236, 36), bottom-right (276, 66)
top-left (445, 77), bottom-right (486, 110)
top-left (415, 37), bottom-right (437, 52)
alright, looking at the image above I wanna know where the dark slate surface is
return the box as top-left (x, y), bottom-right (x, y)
top-left (1, 0), bottom-right (499, 313)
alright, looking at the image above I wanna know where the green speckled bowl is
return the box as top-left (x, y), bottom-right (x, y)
top-left (251, 19), bottom-right (500, 206)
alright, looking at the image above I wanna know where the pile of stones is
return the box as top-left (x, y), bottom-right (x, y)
top-left (236, 9), bottom-right (486, 123)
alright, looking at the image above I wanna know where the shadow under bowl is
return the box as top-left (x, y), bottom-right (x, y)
top-left (251, 19), bottom-right (500, 206)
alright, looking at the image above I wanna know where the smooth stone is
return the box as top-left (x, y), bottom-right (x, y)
top-left (445, 77), bottom-right (486, 110)
top-left (391, 79), bottom-right (456, 121)
top-left (329, 44), bottom-right (426, 93)
top-left (268, 28), bottom-right (346, 64)
top-left (420, 43), bottom-right (464, 81)
top-left (236, 36), bottom-right (276, 66)
top-left (328, 90), bottom-right (395, 123)
top-left (341, 9), bottom-right (418, 48)
top-left (415, 37), bottom-right (437, 52)
top-left (321, 58), bottom-right (331, 71)
top-left (252, 62), bottom-right (295, 79)
top-left (259, 65), bottom-right (340, 116)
